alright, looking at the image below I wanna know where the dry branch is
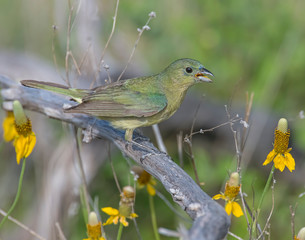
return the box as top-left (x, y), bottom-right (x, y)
top-left (0, 75), bottom-right (230, 240)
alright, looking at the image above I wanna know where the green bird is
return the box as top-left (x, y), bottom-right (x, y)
top-left (21, 58), bottom-right (213, 141)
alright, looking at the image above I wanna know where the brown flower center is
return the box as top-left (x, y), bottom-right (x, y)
top-left (274, 129), bottom-right (290, 154)
top-left (137, 170), bottom-right (151, 185)
top-left (224, 183), bottom-right (240, 200)
top-left (87, 222), bottom-right (102, 238)
top-left (14, 118), bottom-right (32, 136)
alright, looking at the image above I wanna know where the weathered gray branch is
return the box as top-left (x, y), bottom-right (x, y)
top-left (0, 75), bottom-right (230, 240)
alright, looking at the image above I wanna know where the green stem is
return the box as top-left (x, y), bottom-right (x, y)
top-left (252, 164), bottom-right (275, 236)
top-left (116, 223), bottom-right (124, 240)
top-left (0, 158), bottom-right (26, 229)
top-left (149, 194), bottom-right (161, 240)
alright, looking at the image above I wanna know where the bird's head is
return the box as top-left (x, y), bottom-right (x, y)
top-left (163, 58), bottom-right (213, 87)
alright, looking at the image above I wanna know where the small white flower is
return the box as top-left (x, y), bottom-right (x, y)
top-left (299, 110), bottom-right (304, 119)
top-left (149, 11), bottom-right (156, 18)
top-left (142, 25), bottom-right (151, 31)
top-left (240, 120), bottom-right (249, 128)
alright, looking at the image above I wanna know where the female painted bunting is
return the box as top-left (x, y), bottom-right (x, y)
top-left (21, 58), bottom-right (213, 141)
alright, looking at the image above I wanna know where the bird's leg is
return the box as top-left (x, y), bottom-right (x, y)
top-left (125, 128), bottom-right (134, 142)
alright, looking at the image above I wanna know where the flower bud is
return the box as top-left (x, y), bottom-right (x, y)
top-left (86, 211), bottom-right (102, 239)
top-left (120, 186), bottom-right (135, 206)
top-left (122, 186), bottom-right (135, 199)
top-left (277, 118), bottom-right (288, 133)
top-left (13, 100), bottom-right (28, 126)
top-left (228, 172), bottom-right (240, 187)
top-left (88, 212), bottom-right (99, 226)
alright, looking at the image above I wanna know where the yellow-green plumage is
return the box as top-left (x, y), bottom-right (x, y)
top-left (21, 58), bottom-right (213, 141)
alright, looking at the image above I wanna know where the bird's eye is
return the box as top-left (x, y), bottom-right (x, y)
top-left (185, 67), bottom-right (193, 73)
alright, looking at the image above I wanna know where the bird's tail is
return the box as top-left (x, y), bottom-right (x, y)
top-left (21, 80), bottom-right (90, 103)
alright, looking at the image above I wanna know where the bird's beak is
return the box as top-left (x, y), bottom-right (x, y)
top-left (195, 67), bottom-right (214, 83)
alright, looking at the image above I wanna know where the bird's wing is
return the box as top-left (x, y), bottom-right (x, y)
top-left (66, 84), bottom-right (167, 118)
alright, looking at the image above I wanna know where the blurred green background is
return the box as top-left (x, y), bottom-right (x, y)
top-left (1, 0), bottom-right (305, 239)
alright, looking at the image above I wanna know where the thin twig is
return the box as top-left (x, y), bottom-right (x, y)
top-left (228, 231), bottom-right (244, 240)
top-left (51, 25), bottom-right (65, 83)
top-left (117, 12), bottom-right (156, 81)
top-left (78, 43), bottom-right (92, 71)
top-left (183, 103), bottom-right (201, 186)
top-left (131, 181), bottom-right (143, 240)
top-left (186, 116), bottom-right (241, 138)
top-left (70, 52), bottom-right (82, 76)
top-left (64, 0), bottom-right (82, 87)
top-left (239, 185), bottom-right (250, 231)
top-left (177, 131), bottom-right (184, 168)
top-left (0, 209), bottom-right (47, 240)
top-left (241, 92), bottom-right (254, 150)
top-left (290, 204), bottom-right (297, 240)
top-left (91, 0), bottom-right (120, 88)
top-left (257, 177), bottom-right (275, 240)
top-left (65, 0), bottom-right (74, 86)
top-left (156, 190), bottom-right (191, 223)
top-left (55, 222), bottom-right (67, 240)
top-left (152, 124), bottom-right (167, 153)
top-left (225, 105), bottom-right (241, 172)
top-left (184, 137), bottom-right (200, 186)
top-left (108, 142), bottom-right (122, 193)
top-left (159, 228), bottom-right (180, 237)
top-left (73, 127), bottom-right (90, 214)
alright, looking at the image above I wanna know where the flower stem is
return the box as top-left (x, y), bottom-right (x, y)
top-left (0, 158), bottom-right (26, 229)
top-left (252, 164), bottom-right (275, 236)
top-left (116, 222), bottom-right (123, 240)
top-left (149, 194), bottom-right (160, 240)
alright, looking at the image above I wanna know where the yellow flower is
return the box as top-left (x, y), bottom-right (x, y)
top-left (3, 112), bottom-right (17, 142)
top-left (263, 118), bottom-right (295, 172)
top-left (83, 212), bottom-right (105, 240)
top-left (131, 166), bottom-right (157, 196)
top-left (2, 101), bottom-right (36, 164)
top-left (212, 172), bottom-right (243, 217)
top-left (102, 186), bottom-right (138, 227)
top-left (101, 207), bottom-right (138, 227)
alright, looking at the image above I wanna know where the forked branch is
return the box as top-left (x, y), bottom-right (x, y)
top-left (0, 75), bottom-right (230, 240)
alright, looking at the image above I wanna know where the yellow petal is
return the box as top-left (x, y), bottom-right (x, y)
top-left (263, 150), bottom-right (276, 166)
top-left (147, 184), bottom-right (156, 196)
top-left (3, 112), bottom-right (17, 142)
top-left (225, 202), bottom-right (232, 215)
top-left (13, 133), bottom-right (36, 164)
top-left (14, 136), bottom-right (26, 164)
top-left (120, 216), bottom-right (129, 227)
top-left (273, 154), bottom-right (285, 172)
top-left (24, 133), bottom-right (36, 158)
top-left (129, 213), bottom-right (138, 218)
top-left (212, 194), bottom-right (225, 200)
top-left (285, 153), bottom-right (295, 172)
top-left (101, 207), bottom-right (119, 216)
top-left (103, 216), bottom-right (115, 226)
top-left (232, 202), bottom-right (243, 217)
top-left (112, 216), bottom-right (119, 225)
